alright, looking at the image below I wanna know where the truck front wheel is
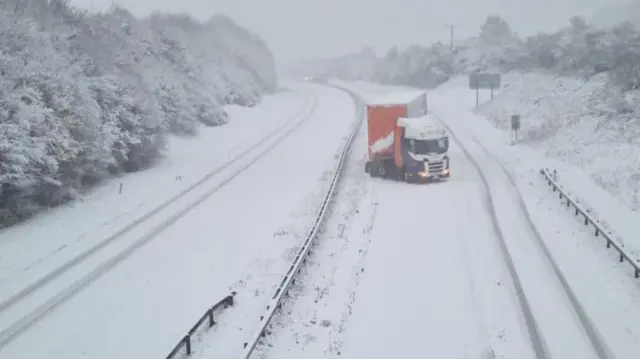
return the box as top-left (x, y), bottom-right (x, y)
top-left (397, 168), bottom-right (407, 182)
top-left (368, 161), bottom-right (380, 178)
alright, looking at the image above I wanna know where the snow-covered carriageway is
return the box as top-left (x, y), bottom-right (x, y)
top-left (261, 120), bottom-right (534, 359)
top-left (338, 138), bottom-right (532, 358)
top-left (261, 83), bottom-right (622, 359)
top-left (0, 83), bottom-right (359, 359)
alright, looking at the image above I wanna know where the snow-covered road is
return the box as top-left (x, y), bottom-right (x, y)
top-left (261, 128), bottom-right (534, 359)
top-left (5, 80), bottom-right (637, 359)
top-left (0, 83), bottom-right (359, 359)
top-left (0, 89), bottom-right (309, 290)
top-left (442, 121), bottom-right (611, 359)
top-left (254, 83), bottom-right (631, 359)
top-left (253, 106), bottom-right (377, 359)
top-left (338, 138), bottom-right (539, 359)
top-left (430, 87), bottom-right (640, 358)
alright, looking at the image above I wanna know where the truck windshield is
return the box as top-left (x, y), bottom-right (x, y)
top-left (408, 138), bottom-right (448, 154)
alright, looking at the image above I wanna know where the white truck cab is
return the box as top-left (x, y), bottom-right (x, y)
top-left (397, 115), bottom-right (450, 181)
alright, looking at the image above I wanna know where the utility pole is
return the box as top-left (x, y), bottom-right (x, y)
top-left (445, 24), bottom-right (455, 50)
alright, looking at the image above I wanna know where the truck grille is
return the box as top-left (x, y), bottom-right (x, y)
top-left (427, 161), bottom-right (444, 174)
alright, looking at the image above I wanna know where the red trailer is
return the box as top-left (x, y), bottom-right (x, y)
top-left (364, 91), bottom-right (450, 182)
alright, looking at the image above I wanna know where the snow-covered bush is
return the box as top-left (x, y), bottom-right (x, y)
top-left (0, 1), bottom-right (276, 227)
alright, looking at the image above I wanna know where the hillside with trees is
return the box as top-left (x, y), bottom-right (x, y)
top-left (288, 11), bottom-right (640, 210)
top-left (288, 14), bottom-right (640, 92)
top-left (0, 0), bottom-right (276, 227)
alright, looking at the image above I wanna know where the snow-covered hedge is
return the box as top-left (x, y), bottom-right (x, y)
top-left (0, 0), bottom-right (276, 227)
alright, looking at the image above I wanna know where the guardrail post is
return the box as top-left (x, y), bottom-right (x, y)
top-left (228, 292), bottom-right (236, 306)
top-left (207, 308), bottom-right (215, 327)
top-left (165, 292), bottom-right (237, 358)
top-left (542, 167), bottom-right (640, 280)
top-left (185, 336), bottom-right (192, 355)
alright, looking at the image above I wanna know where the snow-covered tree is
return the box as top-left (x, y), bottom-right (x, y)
top-left (479, 15), bottom-right (514, 46)
top-left (290, 11), bottom-right (640, 94)
top-left (0, 1), bottom-right (277, 227)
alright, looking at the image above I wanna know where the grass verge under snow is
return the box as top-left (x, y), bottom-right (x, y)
top-left (433, 73), bottom-right (640, 258)
top-left (467, 72), bottom-right (640, 211)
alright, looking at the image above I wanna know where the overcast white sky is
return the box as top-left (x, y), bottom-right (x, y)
top-left (71, 0), bottom-right (629, 63)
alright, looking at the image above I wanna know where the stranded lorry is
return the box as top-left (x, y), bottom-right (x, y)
top-left (364, 91), bottom-right (450, 183)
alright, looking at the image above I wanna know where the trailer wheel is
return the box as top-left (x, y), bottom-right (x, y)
top-left (377, 163), bottom-right (386, 177)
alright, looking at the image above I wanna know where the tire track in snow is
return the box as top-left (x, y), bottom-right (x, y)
top-left (436, 112), bottom-right (614, 359)
top-left (451, 189), bottom-right (497, 358)
top-left (436, 113), bottom-right (548, 359)
top-left (0, 92), bottom-right (320, 350)
top-left (468, 133), bottom-right (614, 359)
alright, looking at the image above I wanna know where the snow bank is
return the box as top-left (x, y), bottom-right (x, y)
top-left (431, 75), bottom-right (640, 258)
top-left (468, 72), bottom-right (640, 212)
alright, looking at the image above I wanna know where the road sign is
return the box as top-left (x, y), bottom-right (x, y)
top-left (469, 73), bottom-right (501, 89)
top-left (511, 114), bottom-right (520, 131)
top-left (511, 114), bottom-right (520, 143)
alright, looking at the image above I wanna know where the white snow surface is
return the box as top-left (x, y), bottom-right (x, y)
top-left (0, 88), bottom-right (307, 300)
top-left (369, 131), bottom-right (395, 154)
top-left (440, 73), bottom-right (640, 258)
top-left (258, 81), bottom-right (640, 359)
top-left (184, 84), bottom-right (359, 359)
top-left (429, 80), bottom-right (640, 358)
top-left (0, 6), bottom-right (278, 228)
top-left (0, 83), bottom-right (359, 359)
top-left (263, 124), bottom-right (535, 359)
top-left (471, 72), bottom-right (640, 209)
top-left (399, 114), bottom-right (446, 140)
